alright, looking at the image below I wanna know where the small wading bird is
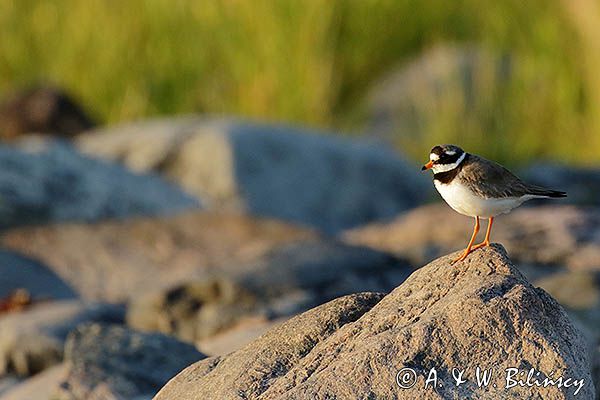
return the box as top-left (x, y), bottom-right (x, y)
top-left (422, 145), bottom-right (566, 264)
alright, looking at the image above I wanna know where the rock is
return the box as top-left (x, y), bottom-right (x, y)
top-left (0, 375), bottom-right (20, 397)
top-left (1, 364), bottom-right (67, 400)
top-left (343, 203), bottom-right (600, 272)
top-left (0, 211), bottom-right (313, 302)
top-left (535, 271), bottom-right (600, 342)
top-left (1, 209), bottom-right (410, 345)
top-left (523, 163), bottom-right (600, 207)
top-left (126, 279), bottom-right (260, 344)
top-left (55, 323), bottom-right (204, 400)
top-left (154, 292), bottom-right (385, 400)
top-left (196, 317), bottom-right (282, 356)
top-left (154, 245), bottom-right (596, 400)
top-left (127, 237), bottom-right (408, 344)
top-left (595, 347), bottom-right (600, 400)
top-left (535, 270), bottom-right (600, 397)
top-left (0, 250), bottom-right (77, 302)
top-left (0, 301), bottom-right (123, 377)
top-left (366, 45), bottom-right (511, 160)
top-left (1, 212), bottom-right (411, 319)
top-left (0, 86), bottom-right (94, 140)
top-left (76, 117), bottom-right (429, 233)
top-left (0, 139), bottom-right (199, 229)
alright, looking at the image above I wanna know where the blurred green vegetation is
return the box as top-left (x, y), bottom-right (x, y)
top-left (1, 0), bottom-right (599, 165)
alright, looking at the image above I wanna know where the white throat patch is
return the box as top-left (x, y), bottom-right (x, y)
top-left (431, 152), bottom-right (466, 174)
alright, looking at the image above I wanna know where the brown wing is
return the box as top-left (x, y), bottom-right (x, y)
top-left (458, 155), bottom-right (533, 198)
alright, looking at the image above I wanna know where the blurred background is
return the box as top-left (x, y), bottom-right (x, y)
top-left (2, 0), bottom-right (600, 165)
top-left (1, 2), bottom-right (600, 399)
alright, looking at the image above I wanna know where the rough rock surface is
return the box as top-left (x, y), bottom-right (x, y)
top-left (154, 245), bottom-right (595, 400)
top-left (0, 301), bottom-right (123, 377)
top-left (0, 138), bottom-right (198, 229)
top-left (55, 323), bottom-right (204, 400)
top-left (76, 117), bottom-right (429, 232)
top-left (344, 203), bottom-right (600, 272)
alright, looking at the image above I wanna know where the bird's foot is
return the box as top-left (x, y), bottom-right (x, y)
top-left (451, 250), bottom-right (472, 265)
top-left (471, 241), bottom-right (491, 251)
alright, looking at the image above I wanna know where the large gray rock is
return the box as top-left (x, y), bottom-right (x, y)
top-left (1, 364), bottom-right (67, 400)
top-left (126, 240), bottom-right (408, 345)
top-left (1, 212), bottom-right (411, 317)
top-left (535, 270), bottom-right (600, 343)
top-left (154, 245), bottom-right (595, 400)
top-left (0, 250), bottom-right (76, 301)
top-left (366, 45), bottom-right (511, 160)
top-left (0, 375), bottom-right (20, 397)
top-left (0, 211), bottom-right (315, 302)
top-left (55, 323), bottom-right (205, 400)
top-left (345, 203), bottom-right (600, 396)
top-left (1, 211), bottom-right (409, 347)
top-left (76, 117), bottom-right (429, 232)
top-left (0, 138), bottom-right (198, 229)
top-left (0, 301), bottom-right (123, 377)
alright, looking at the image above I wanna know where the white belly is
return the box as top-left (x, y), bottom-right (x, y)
top-left (434, 180), bottom-right (532, 218)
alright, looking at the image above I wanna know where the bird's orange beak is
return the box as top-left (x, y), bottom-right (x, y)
top-left (421, 160), bottom-right (434, 171)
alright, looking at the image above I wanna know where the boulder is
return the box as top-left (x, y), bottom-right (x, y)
top-left (0, 139), bottom-right (198, 229)
top-left (154, 245), bottom-right (595, 400)
top-left (366, 45), bottom-right (511, 161)
top-left (0, 301), bottom-right (123, 377)
top-left (54, 323), bottom-right (204, 400)
top-left (196, 317), bottom-right (282, 357)
top-left (76, 117), bottom-right (429, 232)
top-left (0, 86), bottom-right (94, 140)
top-left (0, 250), bottom-right (76, 301)
top-left (126, 239), bottom-right (407, 345)
top-left (0, 375), bottom-right (20, 397)
top-left (343, 203), bottom-right (600, 272)
top-left (1, 212), bottom-right (411, 315)
top-left (0, 211), bottom-right (314, 302)
top-left (535, 270), bottom-right (600, 342)
top-left (1, 364), bottom-right (67, 400)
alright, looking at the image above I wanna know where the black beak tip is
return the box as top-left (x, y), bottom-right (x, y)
top-left (421, 166), bottom-right (427, 171)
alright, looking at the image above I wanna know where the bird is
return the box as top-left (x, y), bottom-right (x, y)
top-left (421, 144), bottom-right (566, 264)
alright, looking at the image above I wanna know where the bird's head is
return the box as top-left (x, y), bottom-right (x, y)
top-left (421, 144), bottom-right (466, 174)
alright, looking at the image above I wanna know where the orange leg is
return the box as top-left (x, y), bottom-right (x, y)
top-left (452, 216), bottom-right (480, 264)
top-left (472, 217), bottom-right (494, 250)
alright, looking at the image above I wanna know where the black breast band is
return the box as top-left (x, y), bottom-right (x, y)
top-left (433, 153), bottom-right (469, 184)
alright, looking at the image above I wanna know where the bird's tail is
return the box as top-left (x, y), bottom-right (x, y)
top-left (526, 184), bottom-right (567, 198)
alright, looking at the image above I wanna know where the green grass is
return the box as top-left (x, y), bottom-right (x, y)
top-left (1, 0), bottom-right (599, 166)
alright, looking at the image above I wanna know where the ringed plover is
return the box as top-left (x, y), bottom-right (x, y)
top-left (422, 144), bottom-right (566, 264)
